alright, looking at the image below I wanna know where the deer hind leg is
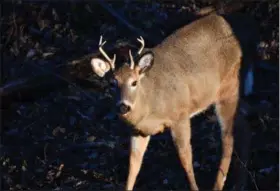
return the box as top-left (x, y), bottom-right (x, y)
top-left (171, 116), bottom-right (198, 191)
top-left (126, 135), bottom-right (150, 191)
top-left (213, 86), bottom-right (239, 190)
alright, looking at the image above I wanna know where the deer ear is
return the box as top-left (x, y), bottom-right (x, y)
top-left (137, 52), bottom-right (154, 74)
top-left (91, 58), bottom-right (111, 77)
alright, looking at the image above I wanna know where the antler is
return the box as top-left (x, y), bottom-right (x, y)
top-left (136, 36), bottom-right (145, 55)
top-left (98, 36), bottom-right (116, 70)
top-left (129, 36), bottom-right (145, 70)
top-left (129, 50), bottom-right (135, 70)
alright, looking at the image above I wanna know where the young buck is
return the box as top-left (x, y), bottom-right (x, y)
top-left (91, 10), bottom-right (258, 191)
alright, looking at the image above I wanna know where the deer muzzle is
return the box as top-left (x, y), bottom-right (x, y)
top-left (117, 102), bottom-right (131, 115)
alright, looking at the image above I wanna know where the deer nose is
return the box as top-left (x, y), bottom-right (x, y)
top-left (117, 102), bottom-right (131, 115)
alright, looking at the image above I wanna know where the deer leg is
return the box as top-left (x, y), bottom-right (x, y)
top-left (171, 117), bottom-right (198, 191)
top-left (213, 92), bottom-right (239, 190)
top-left (126, 135), bottom-right (150, 191)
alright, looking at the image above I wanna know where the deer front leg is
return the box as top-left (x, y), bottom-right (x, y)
top-left (213, 93), bottom-right (239, 190)
top-left (126, 135), bottom-right (150, 191)
top-left (171, 116), bottom-right (198, 191)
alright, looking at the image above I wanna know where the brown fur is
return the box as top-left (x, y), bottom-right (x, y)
top-left (91, 10), bottom-right (257, 190)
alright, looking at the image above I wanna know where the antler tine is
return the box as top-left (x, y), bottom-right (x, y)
top-left (129, 49), bottom-right (135, 70)
top-left (98, 35), bottom-right (115, 70)
top-left (137, 36), bottom-right (145, 55)
top-left (128, 36), bottom-right (144, 69)
top-left (99, 35), bottom-right (107, 47)
top-left (99, 35), bottom-right (102, 45)
top-left (111, 54), bottom-right (116, 70)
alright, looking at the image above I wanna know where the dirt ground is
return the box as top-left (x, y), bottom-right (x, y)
top-left (1, 1), bottom-right (278, 190)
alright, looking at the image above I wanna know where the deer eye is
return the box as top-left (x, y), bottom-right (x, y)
top-left (131, 81), bottom-right (137, 87)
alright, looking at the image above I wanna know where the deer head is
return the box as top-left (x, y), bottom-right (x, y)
top-left (91, 36), bottom-right (154, 115)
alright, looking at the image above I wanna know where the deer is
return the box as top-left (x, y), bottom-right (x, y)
top-left (90, 6), bottom-right (258, 191)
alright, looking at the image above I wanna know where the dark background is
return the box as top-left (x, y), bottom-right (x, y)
top-left (1, 0), bottom-right (278, 190)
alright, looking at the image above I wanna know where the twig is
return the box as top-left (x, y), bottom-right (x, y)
top-left (23, 116), bottom-right (45, 132)
top-left (259, 116), bottom-right (268, 131)
top-left (233, 149), bottom-right (260, 190)
top-left (55, 164), bottom-right (64, 178)
top-left (3, 26), bottom-right (14, 49)
top-left (44, 143), bottom-right (49, 161)
top-left (12, 6), bottom-right (19, 56)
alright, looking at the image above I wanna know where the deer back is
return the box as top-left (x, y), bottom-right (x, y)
top-left (138, 13), bottom-right (242, 120)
